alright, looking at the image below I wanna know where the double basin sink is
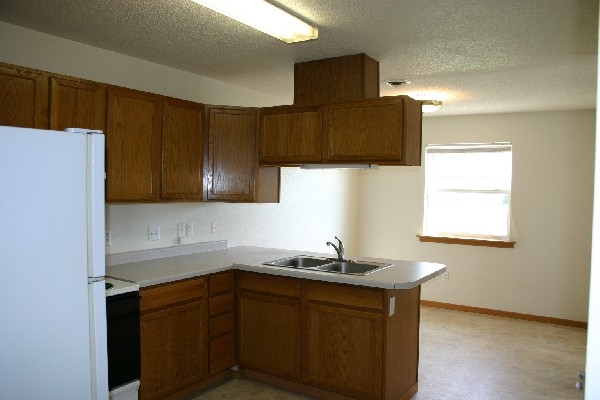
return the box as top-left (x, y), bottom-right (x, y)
top-left (262, 255), bottom-right (392, 276)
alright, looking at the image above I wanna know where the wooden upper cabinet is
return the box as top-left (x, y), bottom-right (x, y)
top-left (260, 105), bottom-right (322, 165)
top-left (260, 96), bottom-right (422, 166)
top-left (106, 87), bottom-right (162, 202)
top-left (205, 107), bottom-right (257, 201)
top-left (49, 77), bottom-right (106, 131)
top-left (0, 64), bottom-right (48, 128)
top-left (323, 96), bottom-right (422, 165)
top-left (161, 98), bottom-right (204, 200)
top-left (294, 54), bottom-right (379, 104)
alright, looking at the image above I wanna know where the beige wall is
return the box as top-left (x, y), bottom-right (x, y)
top-left (0, 22), bottom-right (283, 107)
top-left (1, 22), bottom-right (594, 321)
top-left (0, 22), bottom-right (361, 255)
top-left (357, 110), bottom-right (595, 322)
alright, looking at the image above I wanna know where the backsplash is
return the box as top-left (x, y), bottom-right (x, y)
top-left (105, 168), bottom-right (360, 256)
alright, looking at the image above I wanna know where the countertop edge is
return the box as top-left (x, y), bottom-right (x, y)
top-left (107, 246), bottom-right (446, 289)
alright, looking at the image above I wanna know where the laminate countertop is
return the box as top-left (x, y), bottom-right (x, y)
top-left (106, 245), bottom-right (446, 290)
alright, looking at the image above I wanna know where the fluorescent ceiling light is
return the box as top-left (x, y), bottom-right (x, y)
top-left (193, 0), bottom-right (318, 44)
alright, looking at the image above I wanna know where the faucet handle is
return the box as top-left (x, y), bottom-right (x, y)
top-left (334, 236), bottom-right (344, 257)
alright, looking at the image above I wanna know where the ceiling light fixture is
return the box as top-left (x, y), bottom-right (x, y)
top-left (421, 100), bottom-right (442, 113)
top-left (193, 0), bottom-right (318, 44)
top-left (384, 79), bottom-right (411, 87)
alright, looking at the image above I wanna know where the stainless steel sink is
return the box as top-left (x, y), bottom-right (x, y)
top-left (263, 256), bottom-right (392, 276)
top-left (316, 261), bottom-right (389, 274)
top-left (263, 255), bottom-right (331, 269)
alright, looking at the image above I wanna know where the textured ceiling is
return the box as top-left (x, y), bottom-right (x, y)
top-left (0, 0), bottom-right (597, 116)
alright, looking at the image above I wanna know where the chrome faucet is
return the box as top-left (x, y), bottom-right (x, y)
top-left (326, 236), bottom-right (345, 260)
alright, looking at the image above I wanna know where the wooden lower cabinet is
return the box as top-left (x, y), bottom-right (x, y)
top-left (208, 271), bottom-right (236, 376)
top-left (237, 271), bottom-right (302, 381)
top-left (137, 271), bottom-right (420, 400)
top-left (139, 277), bottom-right (208, 400)
top-left (305, 303), bottom-right (383, 399)
top-left (236, 272), bottom-right (421, 400)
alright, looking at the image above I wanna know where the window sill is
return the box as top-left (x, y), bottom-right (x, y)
top-left (417, 235), bottom-right (516, 248)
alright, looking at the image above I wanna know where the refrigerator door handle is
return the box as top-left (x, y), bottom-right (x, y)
top-left (86, 131), bottom-right (106, 278)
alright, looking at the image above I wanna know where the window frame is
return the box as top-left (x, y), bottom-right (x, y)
top-left (420, 142), bottom-right (515, 248)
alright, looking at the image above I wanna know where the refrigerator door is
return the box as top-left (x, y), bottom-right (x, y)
top-left (0, 126), bottom-right (108, 400)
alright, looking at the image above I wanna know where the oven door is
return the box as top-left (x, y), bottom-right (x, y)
top-left (106, 291), bottom-right (140, 390)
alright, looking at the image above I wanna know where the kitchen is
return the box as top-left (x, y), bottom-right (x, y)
top-left (0, 0), bottom-right (598, 399)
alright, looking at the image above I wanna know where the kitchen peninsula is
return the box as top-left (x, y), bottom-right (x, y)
top-left (107, 242), bottom-right (446, 400)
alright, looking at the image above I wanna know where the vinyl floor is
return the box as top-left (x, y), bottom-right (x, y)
top-left (193, 306), bottom-right (587, 400)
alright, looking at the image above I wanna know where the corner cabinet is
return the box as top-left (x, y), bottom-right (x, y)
top-left (139, 277), bottom-right (208, 400)
top-left (205, 106), bottom-right (280, 203)
top-left (259, 96), bottom-right (422, 166)
top-left (106, 87), bottom-right (162, 202)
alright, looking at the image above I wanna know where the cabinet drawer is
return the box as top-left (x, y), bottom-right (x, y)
top-left (237, 271), bottom-right (301, 298)
top-left (209, 312), bottom-right (234, 338)
top-left (306, 281), bottom-right (383, 311)
top-left (209, 332), bottom-right (235, 376)
top-left (140, 277), bottom-right (206, 313)
top-left (209, 292), bottom-right (234, 317)
top-left (209, 271), bottom-right (234, 296)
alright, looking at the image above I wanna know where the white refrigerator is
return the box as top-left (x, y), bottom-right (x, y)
top-left (0, 126), bottom-right (109, 400)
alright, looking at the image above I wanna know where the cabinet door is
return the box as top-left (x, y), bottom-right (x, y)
top-left (260, 105), bottom-right (322, 164)
top-left (162, 98), bottom-right (204, 200)
top-left (140, 300), bottom-right (208, 400)
top-left (106, 87), bottom-right (162, 202)
top-left (49, 77), bottom-right (106, 131)
top-left (205, 107), bottom-right (258, 201)
top-left (238, 291), bottom-right (301, 380)
top-left (0, 64), bottom-right (48, 128)
top-left (323, 97), bottom-right (406, 164)
top-left (305, 303), bottom-right (383, 399)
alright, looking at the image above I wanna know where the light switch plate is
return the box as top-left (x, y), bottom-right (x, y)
top-left (177, 223), bottom-right (186, 238)
top-left (148, 225), bottom-right (160, 241)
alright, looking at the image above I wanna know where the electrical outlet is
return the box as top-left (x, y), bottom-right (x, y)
top-left (148, 225), bottom-right (160, 241)
top-left (105, 229), bottom-right (111, 246)
top-left (177, 223), bottom-right (186, 238)
top-left (186, 222), bottom-right (194, 237)
top-left (442, 271), bottom-right (449, 281)
top-left (211, 221), bottom-right (217, 235)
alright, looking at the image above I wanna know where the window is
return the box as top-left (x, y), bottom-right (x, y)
top-left (422, 143), bottom-right (513, 242)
